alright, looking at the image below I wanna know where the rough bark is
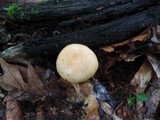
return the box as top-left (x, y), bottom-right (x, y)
top-left (22, 6), bottom-right (160, 56)
top-left (0, 0), bottom-right (157, 23)
top-left (0, 0), bottom-right (159, 57)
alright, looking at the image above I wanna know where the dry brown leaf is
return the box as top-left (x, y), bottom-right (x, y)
top-left (58, 79), bottom-right (78, 102)
top-left (3, 90), bottom-right (32, 102)
top-left (119, 53), bottom-right (142, 62)
top-left (130, 59), bottom-right (153, 92)
top-left (5, 100), bottom-right (24, 120)
top-left (145, 77), bottom-right (160, 119)
top-left (134, 73), bottom-right (160, 119)
top-left (43, 72), bottom-right (63, 98)
top-left (61, 79), bottom-right (94, 102)
top-left (101, 46), bottom-right (114, 52)
top-left (147, 54), bottom-right (160, 78)
top-left (0, 59), bottom-right (47, 96)
top-left (136, 101), bottom-right (145, 119)
top-left (35, 66), bottom-right (46, 80)
top-left (116, 104), bottom-right (136, 120)
top-left (100, 101), bottom-right (122, 120)
top-left (101, 27), bottom-right (151, 52)
top-left (36, 105), bottom-right (45, 120)
top-left (84, 95), bottom-right (100, 120)
top-left (0, 59), bottom-right (24, 91)
top-left (26, 64), bottom-right (46, 95)
top-left (79, 81), bottom-right (94, 100)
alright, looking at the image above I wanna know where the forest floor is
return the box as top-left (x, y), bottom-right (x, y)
top-left (0, 1), bottom-right (160, 120)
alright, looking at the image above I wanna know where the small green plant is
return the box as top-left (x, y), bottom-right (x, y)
top-left (4, 3), bottom-right (26, 20)
top-left (127, 92), bottom-right (148, 106)
top-left (4, 3), bottom-right (39, 21)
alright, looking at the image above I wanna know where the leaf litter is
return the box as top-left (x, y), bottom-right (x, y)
top-left (0, 58), bottom-right (47, 96)
top-left (0, 20), bottom-right (160, 120)
top-left (5, 100), bottom-right (24, 120)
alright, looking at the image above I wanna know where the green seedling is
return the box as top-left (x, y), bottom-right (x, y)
top-left (127, 92), bottom-right (148, 106)
top-left (4, 3), bottom-right (26, 20)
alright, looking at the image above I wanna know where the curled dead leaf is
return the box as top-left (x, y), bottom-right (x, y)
top-left (83, 95), bottom-right (100, 120)
top-left (101, 46), bottom-right (114, 52)
top-left (3, 90), bottom-right (28, 102)
top-left (26, 64), bottom-right (47, 95)
top-left (79, 81), bottom-right (94, 100)
top-left (116, 104), bottom-right (135, 120)
top-left (0, 59), bottom-right (47, 96)
top-left (100, 101), bottom-right (122, 120)
top-left (145, 77), bottom-right (160, 119)
top-left (101, 27), bottom-right (151, 52)
top-left (0, 59), bottom-right (24, 91)
top-left (147, 54), bottom-right (160, 78)
top-left (5, 100), bottom-right (24, 120)
top-left (36, 105), bottom-right (45, 120)
top-left (119, 53), bottom-right (142, 62)
top-left (130, 59), bottom-right (152, 92)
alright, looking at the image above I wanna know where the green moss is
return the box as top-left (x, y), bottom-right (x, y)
top-left (4, 3), bottom-right (39, 21)
top-left (4, 3), bottom-right (26, 20)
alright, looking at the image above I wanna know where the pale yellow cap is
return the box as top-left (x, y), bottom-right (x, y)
top-left (56, 44), bottom-right (98, 83)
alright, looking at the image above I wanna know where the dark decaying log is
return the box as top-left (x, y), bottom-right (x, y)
top-left (58, 0), bottom-right (158, 28)
top-left (22, 6), bottom-right (160, 56)
top-left (0, 0), bottom-right (159, 57)
top-left (0, 0), bottom-right (158, 32)
top-left (0, 0), bottom-right (157, 23)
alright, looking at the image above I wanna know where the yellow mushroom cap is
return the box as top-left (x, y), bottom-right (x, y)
top-left (56, 44), bottom-right (98, 83)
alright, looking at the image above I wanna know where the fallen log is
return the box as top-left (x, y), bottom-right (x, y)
top-left (0, 0), bottom-right (158, 28)
top-left (20, 6), bottom-right (160, 57)
top-left (58, 0), bottom-right (158, 28)
top-left (0, 0), bottom-right (158, 36)
top-left (0, 1), bottom-right (159, 58)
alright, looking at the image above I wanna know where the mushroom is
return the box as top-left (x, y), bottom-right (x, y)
top-left (56, 43), bottom-right (98, 100)
top-left (56, 43), bottom-right (98, 84)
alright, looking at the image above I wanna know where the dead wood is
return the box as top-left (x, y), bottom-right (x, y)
top-left (0, 0), bottom-right (157, 23)
top-left (21, 6), bottom-right (160, 56)
top-left (0, 1), bottom-right (159, 57)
